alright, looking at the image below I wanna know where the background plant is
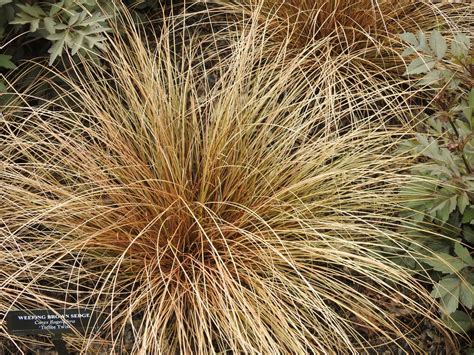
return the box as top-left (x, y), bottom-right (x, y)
top-left (398, 29), bottom-right (473, 345)
top-left (0, 0), bottom-right (114, 66)
top-left (0, 0), bottom-right (167, 109)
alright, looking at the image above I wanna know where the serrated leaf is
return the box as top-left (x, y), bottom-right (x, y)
top-left (400, 32), bottom-right (418, 46)
top-left (9, 13), bottom-right (35, 26)
top-left (440, 68), bottom-right (455, 81)
top-left (84, 35), bottom-right (107, 49)
top-left (466, 177), bottom-right (474, 194)
top-left (82, 27), bottom-right (111, 36)
top-left (397, 139), bottom-right (417, 154)
top-left (78, 10), bottom-right (88, 24)
top-left (425, 253), bottom-right (468, 274)
top-left (431, 276), bottom-right (460, 298)
top-left (54, 23), bottom-right (69, 30)
top-left (454, 242), bottom-right (473, 264)
top-left (47, 34), bottom-right (66, 65)
top-left (451, 33), bottom-right (470, 58)
top-left (462, 207), bottom-right (474, 224)
top-left (438, 278), bottom-right (461, 314)
top-left (17, 4), bottom-right (46, 18)
top-left (0, 54), bottom-right (16, 69)
top-left (415, 133), bottom-right (436, 157)
top-left (413, 136), bottom-right (458, 174)
top-left (449, 78), bottom-right (463, 91)
top-left (416, 31), bottom-right (428, 52)
top-left (412, 163), bottom-right (452, 179)
top-left (458, 192), bottom-right (469, 214)
top-left (46, 32), bottom-right (66, 41)
top-left (430, 30), bottom-right (447, 60)
top-left (68, 11), bottom-right (80, 26)
top-left (419, 70), bottom-right (442, 86)
top-left (78, 12), bottom-right (111, 27)
top-left (464, 225), bottom-right (474, 244)
top-left (443, 310), bottom-right (472, 333)
top-left (427, 116), bottom-right (444, 134)
top-left (70, 33), bottom-right (85, 55)
top-left (49, 1), bottom-right (64, 16)
top-left (460, 282), bottom-right (474, 309)
top-left (464, 107), bottom-right (473, 124)
top-left (401, 47), bottom-right (415, 57)
top-left (29, 18), bottom-right (40, 32)
top-left (432, 189), bottom-right (458, 222)
top-left (43, 17), bottom-right (56, 34)
top-left (82, 0), bottom-right (98, 7)
top-left (406, 56), bottom-right (436, 75)
top-left (468, 88), bottom-right (474, 124)
top-left (457, 119), bottom-right (472, 137)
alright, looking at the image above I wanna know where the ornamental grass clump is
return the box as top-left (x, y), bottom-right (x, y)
top-left (0, 17), bottom-right (455, 354)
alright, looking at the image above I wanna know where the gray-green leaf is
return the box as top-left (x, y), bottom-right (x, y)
top-left (431, 276), bottom-right (460, 313)
top-left (29, 18), bottom-right (40, 32)
top-left (47, 34), bottom-right (67, 65)
top-left (0, 54), bottom-right (16, 69)
top-left (49, 1), bottom-right (64, 16)
top-left (406, 56), bottom-right (436, 75)
top-left (17, 4), bottom-right (46, 18)
top-left (462, 207), bottom-right (474, 224)
top-left (400, 32), bottom-right (418, 46)
top-left (431, 187), bottom-right (458, 222)
top-left (451, 33), bottom-right (470, 58)
top-left (458, 192), bottom-right (469, 214)
top-left (419, 70), bottom-right (442, 86)
top-left (468, 88), bottom-right (474, 124)
top-left (460, 281), bottom-right (474, 309)
top-left (401, 47), bottom-right (415, 57)
top-left (430, 30), bottom-right (447, 60)
top-left (43, 17), bottom-right (56, 34)
top-left (454, 242), bottom-right (473, 265)
top-left (425, 253), bottom-right (469, 274)
top-left (416, 31), bottom-right (428, 52)
top-left (464, 225), bottom-right (474, 244)
top-left (443, 310), bottom-right (472, 333)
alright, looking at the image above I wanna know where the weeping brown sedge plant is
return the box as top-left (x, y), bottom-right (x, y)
top-left (210, 0), bottom-right (472, 128)
top-left (0, 15), bottom-right (456, 354)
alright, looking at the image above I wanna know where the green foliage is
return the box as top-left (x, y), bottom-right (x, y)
top-left (1, 0), bottom-right (112, 65)
top-left (0, 54), bottom-right (16, 69)
top-left (399, 30), bottom-right (474, 334)
top-left (0, 1), bottom-right (161, 67)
